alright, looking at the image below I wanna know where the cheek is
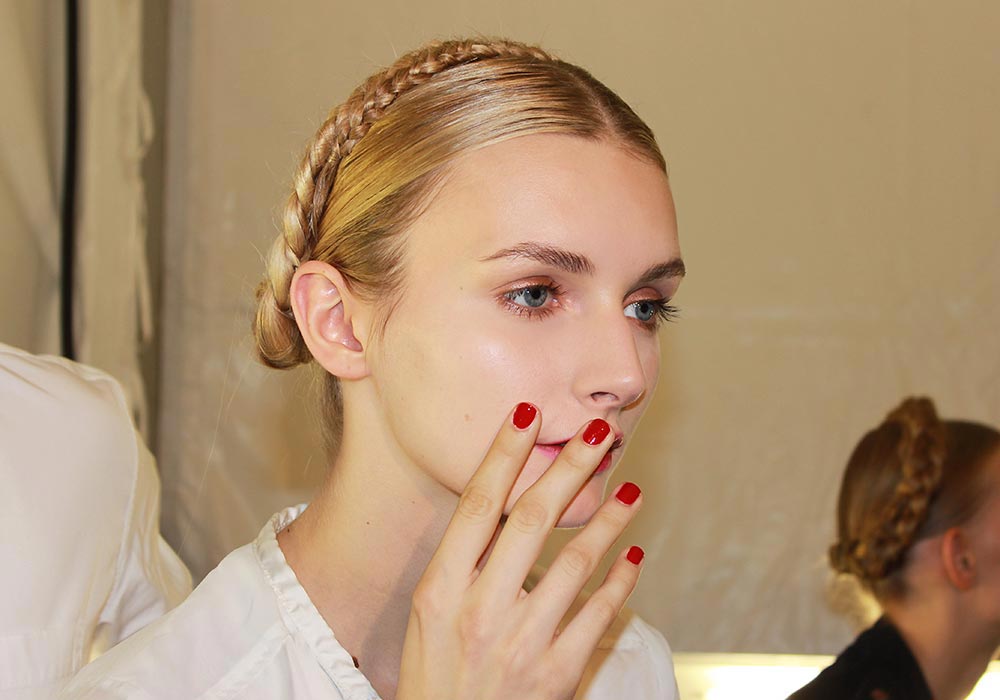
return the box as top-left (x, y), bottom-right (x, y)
top-left (374, 313), bottom-right (564, 485)
top-left (641, 337), bottom-right (662, 390)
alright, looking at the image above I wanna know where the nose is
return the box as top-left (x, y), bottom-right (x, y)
top-left (571, 312), bottom-right (650, 410)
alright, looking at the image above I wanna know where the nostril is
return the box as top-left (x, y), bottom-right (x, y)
top-left (590, 388), bottom-right (645, 407)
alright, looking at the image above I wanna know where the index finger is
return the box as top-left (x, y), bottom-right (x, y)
top-left (422, 402), bottom-right (541, 586)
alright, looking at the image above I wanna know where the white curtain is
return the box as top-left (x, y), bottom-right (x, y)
top-left (0, 0), bottom-right (151, 430)
top-left (0, 1), bottom-right (64, 356)
top-left (74, 0), bottom-right (153, 431)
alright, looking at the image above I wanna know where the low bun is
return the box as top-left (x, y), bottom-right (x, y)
top-left (253, 276), bottom-right (310, 370)
top-left (830, 397), bottom-right (947, 595)
top-left (252, 201), bottom-right (312, 367)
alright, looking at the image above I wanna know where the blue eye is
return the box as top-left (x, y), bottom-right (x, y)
top-left (506, 286), bottom-right (549, 308)
top-left (625, 299), bottom-right (679, 327)
top-left (625, 300), bottom-right (657, 322)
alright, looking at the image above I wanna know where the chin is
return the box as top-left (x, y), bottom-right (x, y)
top-left (554, 477), bottom-right (609, 529)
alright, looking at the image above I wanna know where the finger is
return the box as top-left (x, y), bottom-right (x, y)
top-left (550, 544), bottom-right (644, 678)
top-left (423, 402), bottom-right (541, 588)
top-left (526, 482), bottom-right (642, 633)
top-left (474, 418), bottom-right (615, 603)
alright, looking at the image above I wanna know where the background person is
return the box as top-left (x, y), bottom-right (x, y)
top-left (790, 397), bottom-right (1000, 700)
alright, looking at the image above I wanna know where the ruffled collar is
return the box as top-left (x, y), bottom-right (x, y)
top-left (254, 505), bottom-right (381, 700)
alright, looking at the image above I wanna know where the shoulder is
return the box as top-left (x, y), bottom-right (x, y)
top-left (0, 343), bottom-right (131, 425)
top-left (0, 343), bottom-right (138, 492)
top-left (788, 620), bottom-right (932, 700)
top-left (62, 544), bottom-right (289, 700)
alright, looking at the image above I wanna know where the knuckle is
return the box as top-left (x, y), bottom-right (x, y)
top-left (456, 484), bottom-right (495, 521)
top-left (457, 604), bottom-right (491, 650)
top-left (589, 595), bottom-right (620, 628)
top-left (492, 431), bottom-right (528, 462)
top-left (559, 545), bottom-right (596, 578)
top-left (508, 498), bottom-right (549, 534)
top-left (590, 506), bottom-right (627, 532)
top-left (411, 578), bottom-right (444, 618)
top-left (560, 445), bottom-right (598, 474)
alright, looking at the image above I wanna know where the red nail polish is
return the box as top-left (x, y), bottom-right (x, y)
top-left (582, 418), bottom-right (611, 446)
top-left (626, 545), bottom-right (645, 565)
top-left (512, 402), bottom-right (537, 430)
top-left (616, 482), bottom-right (641, 506)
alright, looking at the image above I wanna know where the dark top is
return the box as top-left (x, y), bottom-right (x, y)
top-left (788, 617), bottom-right (933, 700)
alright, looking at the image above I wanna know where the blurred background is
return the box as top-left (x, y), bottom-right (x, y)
top-left (2, 0), bottom-right (998, 667)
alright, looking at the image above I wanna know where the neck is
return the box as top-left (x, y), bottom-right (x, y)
top-left (277, 396), bottom-right (458, 700)
top-left (885, 597), bottom-right (997, 700)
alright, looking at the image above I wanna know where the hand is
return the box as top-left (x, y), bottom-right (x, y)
top-left (397, 403), bottom-right (645, 700)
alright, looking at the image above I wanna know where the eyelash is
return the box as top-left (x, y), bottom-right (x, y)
top-left (500, 283), bottom-right (680, 329)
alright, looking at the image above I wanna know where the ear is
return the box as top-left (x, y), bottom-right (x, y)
top-left (290, 260), bottom-right (370, 380)
top-left (940, 526), bottom-right (977, 591)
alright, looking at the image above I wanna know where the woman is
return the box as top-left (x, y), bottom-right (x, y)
top-left (790, 397), bottom-right (1000, 700)
top-left (63, 38), bottom-right (683, 699)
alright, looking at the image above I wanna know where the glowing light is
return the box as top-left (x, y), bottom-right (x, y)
top-left (674, 653), bottom-right (1000, 700)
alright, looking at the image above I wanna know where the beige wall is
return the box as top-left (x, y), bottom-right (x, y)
top-left (156, 0), bottom-right (1000, 654)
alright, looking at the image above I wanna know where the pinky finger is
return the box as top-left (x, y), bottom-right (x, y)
top-left (551, 546), bottom-right (644, 675)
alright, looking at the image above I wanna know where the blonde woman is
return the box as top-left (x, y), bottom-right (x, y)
top-left (64, 38), bottom-right (684, 700)
top-left (790, 398), bottom-right (1000, 700)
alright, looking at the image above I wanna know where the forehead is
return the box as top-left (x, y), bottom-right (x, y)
top-left (405, 133), bottom-right (680, 272)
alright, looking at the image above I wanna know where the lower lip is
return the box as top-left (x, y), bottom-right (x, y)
top-left (535, 444), bottom-right (615, 475)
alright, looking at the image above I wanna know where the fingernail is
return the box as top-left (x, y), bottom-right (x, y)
top-left (626, 545), bottom-right (645, 565)
top-left (616, 482), bottom-right (641, 506)
top-left (512, 402), bottom-right (537, 430)
top-left (582, 418), bottom-right (611, 446)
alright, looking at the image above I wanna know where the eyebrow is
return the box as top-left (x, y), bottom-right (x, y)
top-left (633, 258), bottom-right (687, 288)
top-left (480, 242), bottom-right (595, 275)
top-left (480, 241), bottom-right (686, 286)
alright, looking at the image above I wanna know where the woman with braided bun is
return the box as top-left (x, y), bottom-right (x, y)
top-left (790, 397), bottom-right (1000, 700)
top-left (63, 38), bottom-right (683, 700)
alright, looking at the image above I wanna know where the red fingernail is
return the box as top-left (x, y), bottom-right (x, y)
top-left (582, 418), bottom-right (611, 446)
top-left (616, 482), bottom-right (641, 506)
top-left (626, 545), bottom-right (645, 565)
top-left (512, 402), bottom-right (537, 430)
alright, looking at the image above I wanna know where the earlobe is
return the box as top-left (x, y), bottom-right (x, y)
top-left (290, 261), bottom-right (370, 380)
top-left (941, 527), bottom-right (977, 592)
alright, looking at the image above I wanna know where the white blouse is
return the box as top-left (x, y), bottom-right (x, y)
top-left (63, 505), bottom-right (678, 699)
top-left (0, 344), bottom-right (192, 700)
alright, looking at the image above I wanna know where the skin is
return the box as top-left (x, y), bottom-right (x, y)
top-left (882, 447), bottom-right (1000, 700)
top-left (279, 133), bottom-right (683, 699)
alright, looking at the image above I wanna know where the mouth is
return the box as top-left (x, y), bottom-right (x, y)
top-left (534, 433), bottom-right (624, 475)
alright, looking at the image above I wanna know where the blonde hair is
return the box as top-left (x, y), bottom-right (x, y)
top-left (829, 397), bottom-right (1000, 600)
top-left (252, 38), bottom-right (667, 445)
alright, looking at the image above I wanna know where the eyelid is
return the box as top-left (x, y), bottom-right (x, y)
top-left (491, 274), bottom-right (559, 294)
top-left (624, 284), bottom-right (672, 304)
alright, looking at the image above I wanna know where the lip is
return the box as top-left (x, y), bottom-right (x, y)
top-left (534, 432), bottom-right (624, 476)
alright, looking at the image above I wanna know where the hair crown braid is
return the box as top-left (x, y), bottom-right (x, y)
top-left (253, 40), bottom-right (563, 369)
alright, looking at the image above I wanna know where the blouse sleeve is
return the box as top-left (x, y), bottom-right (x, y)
top-left (95, 407), bottom-right (192, 646)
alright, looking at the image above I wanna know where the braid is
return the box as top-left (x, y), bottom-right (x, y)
top-left (830, 397), bottom-right (947, 585)
top-left (254, 39), bottom-right (555, 368)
